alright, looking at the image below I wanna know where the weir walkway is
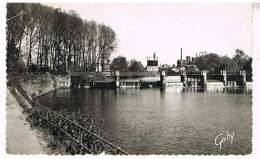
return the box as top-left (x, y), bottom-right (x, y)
top-left (53, 70), bottom-right (252, 89)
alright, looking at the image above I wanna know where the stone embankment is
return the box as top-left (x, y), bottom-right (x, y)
top-left (18, 73), bottom-right (58, 99)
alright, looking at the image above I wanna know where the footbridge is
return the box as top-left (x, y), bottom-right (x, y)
top-left (53, 70), bottom-right (252, 89)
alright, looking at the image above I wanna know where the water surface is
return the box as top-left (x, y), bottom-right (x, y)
top-left (37, 87), bottom-right (252, 155)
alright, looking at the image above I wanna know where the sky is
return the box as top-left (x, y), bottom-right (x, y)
top-left (46, 3), bottom-right (253, 66)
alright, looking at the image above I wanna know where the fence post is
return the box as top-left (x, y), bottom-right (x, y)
top-left (46, 111), bottom-right (49, 121)
top-left (80, 130), bottom-right (83, 154)
top-left (95, 142), bottom-right (98, 154)
top-left (58, 118), bottom-right (61, 129)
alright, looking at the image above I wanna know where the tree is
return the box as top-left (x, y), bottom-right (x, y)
top-left (110, 56), bottom-right (128, 72)
top-left (6, 3), bottom-right (118, 74)
top-left (84, 20), bottom-right (100, 72)
top-left (233, 49), bottom-right (249, 70)
top-left (195, 53), bottom-right (222, 72)
top-left (194, 50), bottom-right (252, 73)
top-left (98, 24), bottom-right (117, 71)
top-left (6, 3), bottom-right (28, 72)
top-left (219, 56), bottom-right (240, 73)
top-left (129, 59), bottom-right (144, 72)
top-left (24, 3), bottom-right (42, 68)
top-left (243, 57), bottom-right (252, 72)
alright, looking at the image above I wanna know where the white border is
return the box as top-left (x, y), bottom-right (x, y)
top-left (1, 1), bottom-right (260, 159)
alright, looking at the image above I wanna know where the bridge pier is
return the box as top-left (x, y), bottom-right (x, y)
top-left (90, 81), bottom-right (95, 89)
top-left (200, 70), bottom-right (207, 87)
top-left (240, 70), bottom-right (247, 86)
top-left (181, 71), bottom-right (187, 87)
top-left (160, 70), bottom-right (166, 88)
top-left (193, 76), bottom-right (198, 87)
top-left (221, 70), bottom-right (227, 86)
top-left (114, 70), bottom-right (120, 88)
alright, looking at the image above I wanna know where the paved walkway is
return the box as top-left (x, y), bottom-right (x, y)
top-left (6, 88), bottom-right (47, 154)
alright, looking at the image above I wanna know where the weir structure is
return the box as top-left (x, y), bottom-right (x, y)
top-left (61, 69), bottom-right (252, 89)
top-left (180, 70), bottom-right (251, 87)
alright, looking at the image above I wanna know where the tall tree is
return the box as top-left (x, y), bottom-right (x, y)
top-left (129, 59), bottom-right (144, 72)
top-left (110, 56), bottom-right (128, 72)
top-left (6, 3), bottom-right (118, 74)
top-left (233, 49), bottom-right (248, 70)
top-left (98, 24), bottom-right (117, 71)
top-left (6, 3), bottom-right (28, 72)
top-left (195, 53), bottom-right (222, 72)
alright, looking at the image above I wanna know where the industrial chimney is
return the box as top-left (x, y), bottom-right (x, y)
top-left (180, 48), bottom-right (183, 68)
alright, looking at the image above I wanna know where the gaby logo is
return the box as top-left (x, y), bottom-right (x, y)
top-left (215, 132), bottom-right (234, 150)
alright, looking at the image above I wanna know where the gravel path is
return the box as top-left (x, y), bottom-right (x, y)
top-left (6, 88), bottom-right (47, 154)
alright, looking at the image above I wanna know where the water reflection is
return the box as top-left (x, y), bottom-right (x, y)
top-left (181, 87), bottom-right (252, 94)
top-left (119, 86), bottom-right (252, 95)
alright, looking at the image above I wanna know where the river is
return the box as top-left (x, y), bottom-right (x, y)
top-left (36, 87), bottom-right (252, 155)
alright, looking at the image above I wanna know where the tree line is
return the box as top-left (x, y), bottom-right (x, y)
top-left (7, 3), bottom-right (117, 74)
top-left (194, 49), bottom-right (252, 73)
top-left (110, 56), bottom-right (145, 72)
top-left (110, 49), bottom-right (252, 73)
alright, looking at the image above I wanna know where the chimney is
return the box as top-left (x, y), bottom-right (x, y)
top-left (181, 48), bottom-right (183, 67)
top-left (154, 52), bottom-right (156, 60)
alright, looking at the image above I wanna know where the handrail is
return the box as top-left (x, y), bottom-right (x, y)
top-left (14, 88), bottom-right (129, 155)
top-left (33, 100), bottom-right (129, 154)
top-left (36, 111), bottom-right (93, 154)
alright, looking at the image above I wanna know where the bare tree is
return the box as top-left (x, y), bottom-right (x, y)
top-left (6, 3), bottom-right (118, 74)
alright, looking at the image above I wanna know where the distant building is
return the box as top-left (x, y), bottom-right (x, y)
top-left (177, 56), bottom-right (197, 67)
top-left (147, 52), bottom-right (159, 71)
top-left (161, 64), bottom-right (169, 70)
top-left (198, 51), bottom-right (207, 57)
top-left (174, 48), bottom-right (200, 72)
top-left (96, 59), bottom-right (110, 72)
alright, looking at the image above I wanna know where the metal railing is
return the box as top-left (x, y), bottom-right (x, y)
top-left (12, 87), bottom-right (129, 155)
top-left (118, 71), bottom-right (159, 77)
top-left (71, 71), bottom-right (160, 77)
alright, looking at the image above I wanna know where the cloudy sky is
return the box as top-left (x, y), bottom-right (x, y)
top-left (46, 3), bottom-right (252, 66)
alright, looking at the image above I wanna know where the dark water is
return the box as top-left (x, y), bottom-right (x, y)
top-left (37, 87), bottom-right (252, 155)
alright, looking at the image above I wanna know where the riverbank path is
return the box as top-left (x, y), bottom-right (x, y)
top-left (6, 88), bottom-right (47, 154)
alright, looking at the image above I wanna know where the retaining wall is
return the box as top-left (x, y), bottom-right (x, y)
top-left (18, 73), bottom-right (58, 99)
